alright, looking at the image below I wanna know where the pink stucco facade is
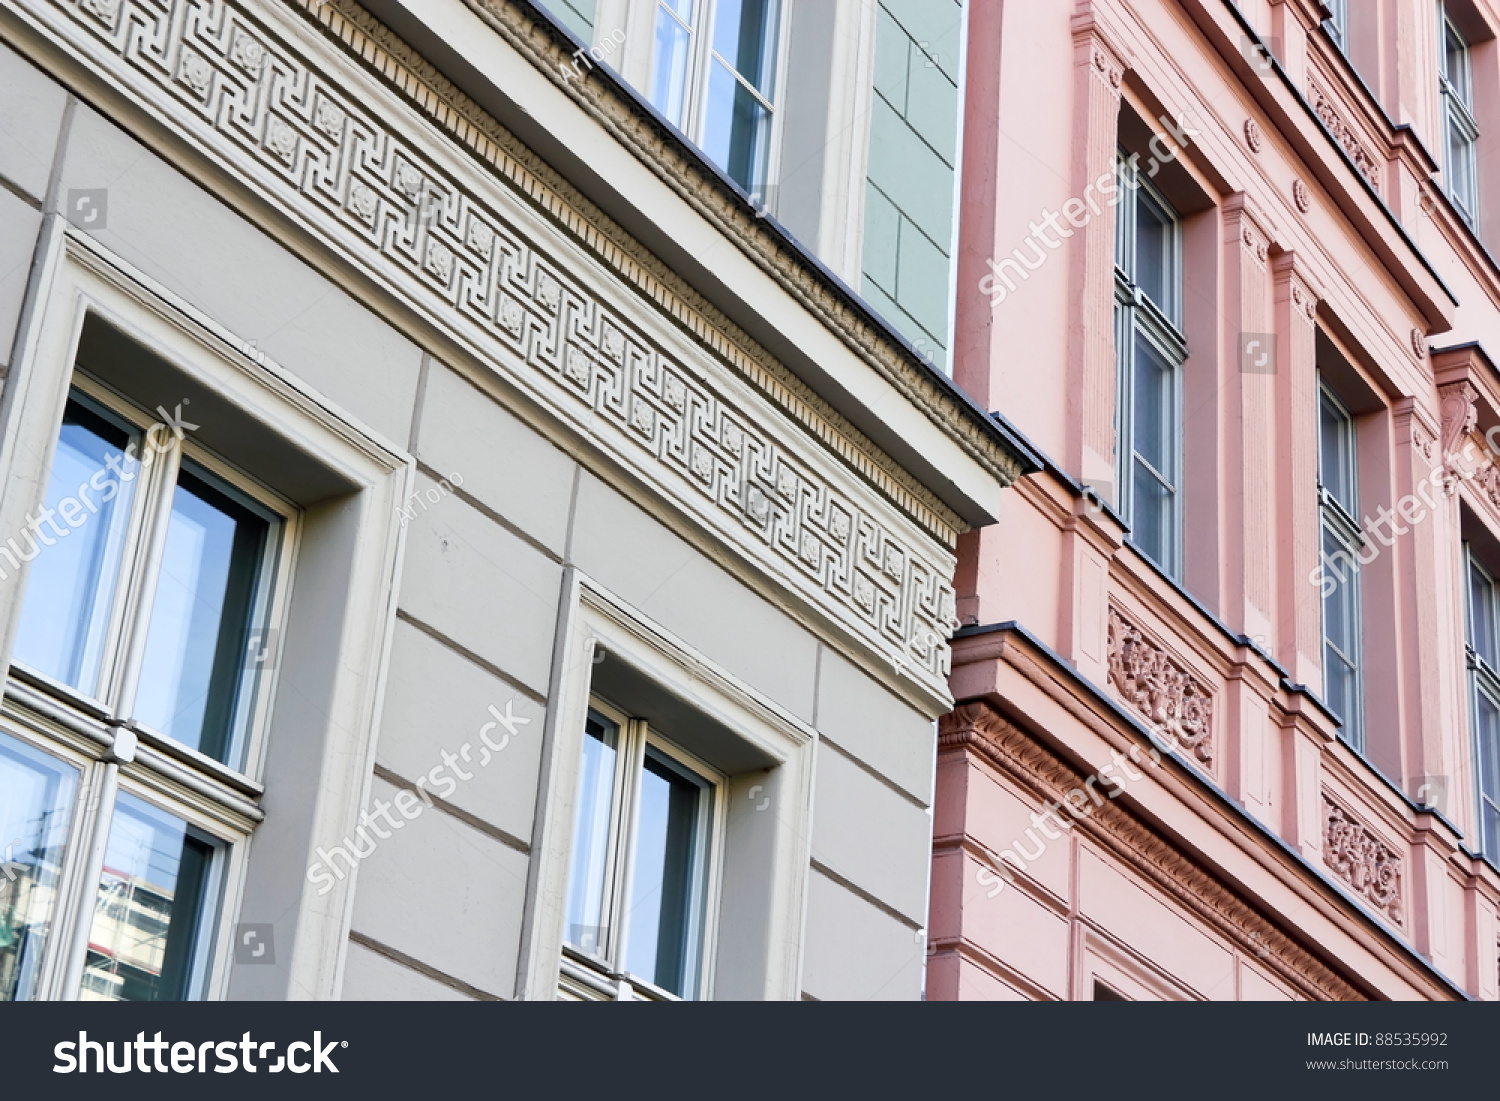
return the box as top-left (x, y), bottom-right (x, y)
top-left (932, 0), bottom-right (1500, 1000)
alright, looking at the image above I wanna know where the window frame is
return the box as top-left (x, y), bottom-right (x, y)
top-left (1114, 150), bottom-right (1187, 579)
top-left (1324, 0), bottom-right (1350, 53)
top-left (1317, 380), bottom-right (1365, 753)
top-left (0, 224), bottom-right (410, 1001)
top-left (524, 571), bottom-right (815, 1002)
top-left (560, 696), bottom-right (725, 1001)
top-left (1464, 546), bottom-right (1500, 865)
top-left (1440, 6), bottom-right (1481, 227)
top-left (0, 378), bottom-right (294, 1003)
top-left (13, 374), bottom-right (297, 779)
top-left (648, 0), bottom-right (789, 198)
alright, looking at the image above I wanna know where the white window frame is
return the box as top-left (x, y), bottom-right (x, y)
top-left (521, 570), bottom-right (814, 1001)
top-left (1317, 380), bottom-right (1365, 753)
top-left (15, 377), bottom-right (297, 777)
top-left (647, 0), bottom-right (790, 198)
top-left (1324, 0), bottom-right (1350, 53)
top-left (559, 697), bottom-right (725, 1000)
top-left (0, 222), bottom-right (409, 1000)
top-left (1464, 546), bottom-right (1500, 864)
top-left (3, 372), bottom-right (295, 1002)
top-left (1440, 6), bottom-right (1481, 227)
top-left (1115, 151), bottom-right (1186, 579)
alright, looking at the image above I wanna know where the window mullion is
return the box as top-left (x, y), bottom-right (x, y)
top-left (108, 434), bottom-right (184, 726)
top-left (606, 717), bottom-right (648, 970)
top-left (49, 759), bottom-right (122, 1000)
top-left (685, 0), bottom-right (716, 145)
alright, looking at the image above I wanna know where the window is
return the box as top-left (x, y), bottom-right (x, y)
top-left (649, 0), bottom-right (782, 195)
top-left (1324, 0), bottom-right (1349, 52)
top-left (527, 579), bottom-right (813, 1001)
top-left (13, 385), bottom-right (284, 771)
top-left (1115, 151), bottom-right (1186, 578)
top-left (1465, 548), bottom-right (1500, 862)
top-left (1, 374), bottom-right (291, 1001)
top-left (561, 701), bottom-right (721, 1000)
top-left (1317, 382), bottom-right (1365, 751)
top-left (1440, 6), bottom-right (1480, 226)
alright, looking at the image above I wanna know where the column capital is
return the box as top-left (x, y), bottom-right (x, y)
top-left (1070, 2), bottom-right (1130, 95)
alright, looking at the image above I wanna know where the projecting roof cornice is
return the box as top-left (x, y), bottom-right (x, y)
top-left (361, 0), bottom-right (1041, 528)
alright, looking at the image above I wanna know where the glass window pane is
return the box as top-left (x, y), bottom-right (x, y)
top-left (1319, 389), bottom-right (1355, 513)
top-left (702, 59), bottom-right (773, 193)
top-left (13, 399), bottom-right (140, 695)
top-left (1447, 117), bottom-right (1477, 220)
top-left (624, 748), bottom-right (705, 996)
top-left (651, 3), bottom-right (694, 127)
top-left (711, 0), bottom-right (778, 96)
top-left (564, 712), bottom-right (619, 956)
top-left (1445, 22), bottom-right (1471, 104)
top-left (1325, 645), bottom-right (1358, 731)
top-left (1322, 526), bottom-right (1352, 650)
top-left (82, 793), bottom-right (215, 1002)
top-left (1133, 189), bottom-right (1172, 315)
top-left (0, 734), bottom-right (77, 1002)
top-left (132, 464), bottom-right (270, 766)
top-left (1475, 688), bottom-right (1500, 855)
top-left (1132, 332), bottom-right (1174, 477)
top-left (1470, 558), bottom-right (1496, 664)
top-left (1131, 459), bottom-right (1173, 571)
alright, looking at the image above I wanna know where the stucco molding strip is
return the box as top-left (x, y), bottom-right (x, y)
top-left (301, 0), bottom-right (966, 544)
top-left (940, 700), bottom-right (1365, 1002)
top-left (6, 0), bottom-right (961, 692)
top-left (459, 0), bottom-right (1031, 494)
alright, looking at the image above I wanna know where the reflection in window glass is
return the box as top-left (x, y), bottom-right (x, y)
top-left (651, 0), bottom-right (695, 127)
top-left (82, 793), bottom-right (214, 1002)
top-left (1471, 559), bottom-right (1497, 669)
top-left (0, 734), bottom-right (77, 1002)
top-left (711, 0), bottom-right (777, 95)
top-left (565, 713), bottom-right (619, 957)
top-left (624, 749), bottom-right (706, 996)
top-left (1133, 190), bottom-right (1172, 318)
top-left (1130, 333), bottom-right (1176, 573)
top-left (133, 464), bottom-right (269, 766)
top-left (13, 399), bottom-right (139, 696)
top-left (702, 59), bottom-right (773, 194)
top-left (1476, 687), bottom-right (1500, 857)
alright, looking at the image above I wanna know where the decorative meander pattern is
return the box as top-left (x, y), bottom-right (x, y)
top-left (28, 0), bottom-right (960, 686)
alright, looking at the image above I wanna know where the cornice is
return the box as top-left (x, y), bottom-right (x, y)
top-left (457, 0), bottom-right (1036, 495)
top-left (0, 0), bottom-right (973, 694)
top-left (939, 700), bottom-right (1367, 1001)
top-left (301, 0), bottom-right (967, 544)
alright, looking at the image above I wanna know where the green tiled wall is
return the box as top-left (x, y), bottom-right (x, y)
top-left (863, 0), bottom-right (962, 369)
